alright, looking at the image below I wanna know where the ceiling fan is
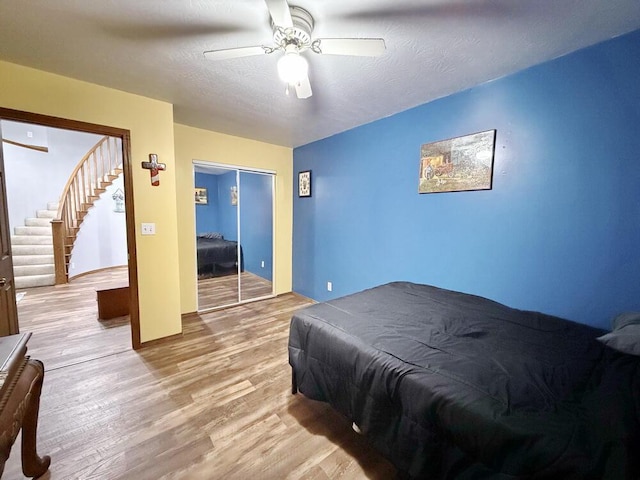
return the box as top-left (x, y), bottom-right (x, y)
top-left (203, 0), bottom-right (386, 99)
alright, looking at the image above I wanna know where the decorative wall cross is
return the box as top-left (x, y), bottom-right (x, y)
top-left (141, 153), bottom-right (166, 186)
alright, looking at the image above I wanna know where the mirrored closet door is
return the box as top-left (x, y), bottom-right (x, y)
top-left (239, 171), bottom-right (273, 302)
top-left (194, 162), bottom-right (274, 311)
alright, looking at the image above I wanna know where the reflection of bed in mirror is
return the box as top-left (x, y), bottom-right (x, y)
top-left (196, 233), bottom-right (243, 278)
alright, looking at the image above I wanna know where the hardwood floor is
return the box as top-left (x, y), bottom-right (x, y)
top-left (4, 269), bottom-right (397, 479)
top-left (198, 271), bottom-right (273, 311)
top-left (15, 266), bottom-right (132, 370)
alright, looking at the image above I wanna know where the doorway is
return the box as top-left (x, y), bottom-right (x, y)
top-left (194, 162), bottom-right (275, 311)
top-left (0, 107), bottom-right (140, 349)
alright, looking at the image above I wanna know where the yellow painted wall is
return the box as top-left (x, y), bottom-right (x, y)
top-left (0, 60), bottom-right (182, 343)
top-left (174, 123), bottom-right (293, 314)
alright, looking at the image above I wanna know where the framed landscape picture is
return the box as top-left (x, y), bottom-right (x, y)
top-left (298, 170), bottom-right (312, 197)
top-left (419, 130), bottom-right (496, 194)
top-left (194, 187), bottom-right (208, 205)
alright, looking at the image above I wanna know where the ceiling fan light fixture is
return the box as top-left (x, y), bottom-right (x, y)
top-left (277, 49), bottom-right (308, 84)
top-left (204, 1), bottom-right (386, 99)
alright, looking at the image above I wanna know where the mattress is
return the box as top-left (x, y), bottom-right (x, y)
top-left (288, 282), bottom-right (640, 478)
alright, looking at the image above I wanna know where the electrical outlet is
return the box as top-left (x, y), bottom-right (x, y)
top-left (261, 260), bottom-right (265, 268)
top-left (327, 281), bottom-right (332, 292)
top-left (141, 223), bottom-right (156, 235)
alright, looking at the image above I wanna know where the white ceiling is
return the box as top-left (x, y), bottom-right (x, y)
top-left (1, 1), bottom-right (639, 148)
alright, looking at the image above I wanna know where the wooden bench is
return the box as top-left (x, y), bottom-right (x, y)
top-left (96, 285), bottom-right (130, 320)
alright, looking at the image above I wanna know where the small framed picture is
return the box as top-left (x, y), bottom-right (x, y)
top-left (298, 170), bottom-right (312, 197)
top-left (195, 187), bottom-right (208, 205)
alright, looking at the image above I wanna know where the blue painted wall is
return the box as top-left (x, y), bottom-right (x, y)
top-left (216, 170), bottom-right (238, 241)
top-left (293, 29), bottom-right (640, 330)
top-left (195, 170), bottom-right (237, 240)
top-left (240, 172), bottom-right (273, 281)
top-left (194, 172), bottom-right (219, 235)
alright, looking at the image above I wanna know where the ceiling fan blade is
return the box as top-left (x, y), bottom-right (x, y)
top-left (341, 2), bottom-right (508, 21)
top-left (312, 38), bottom-right (386, 57)
top-left (265, 0), bottom-right (293, 28)
top-left (204, 45), bottom-right (270, 61)
top-left (295, 74), bottom-right (312, 99)
top-left (100, 21), bottom-right (247, 41)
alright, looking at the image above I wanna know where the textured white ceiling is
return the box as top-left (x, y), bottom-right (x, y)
top-left (1, 1), bottom-right (639, 148)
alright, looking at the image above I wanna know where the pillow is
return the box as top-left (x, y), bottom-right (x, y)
top-left (611, 311), bottom-right (640, 330)
top-left (597, 312), bottom-right (640, 356)
top-left (198, 232), bottom-right (223, 240)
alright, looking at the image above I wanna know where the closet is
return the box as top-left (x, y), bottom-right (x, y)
top-left (193, 162), bottom-right (274, 310)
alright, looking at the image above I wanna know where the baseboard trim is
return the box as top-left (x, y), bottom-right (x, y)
top-left (139, 332), bottom-right (183, 349)
top-left (68, 265), bottom-right (128, 281)
top-left (282, 291), bottom-right (317, 303)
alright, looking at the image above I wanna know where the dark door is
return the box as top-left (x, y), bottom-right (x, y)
top-left (0, 124), bottom-right (19, 336)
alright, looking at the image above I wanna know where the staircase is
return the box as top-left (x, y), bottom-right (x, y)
top-left (52, 136), bottom-right (122, 284)
top-left (11, 202), bottom-right (58, 288)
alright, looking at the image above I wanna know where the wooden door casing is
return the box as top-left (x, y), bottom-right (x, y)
top-left (0, 123), bottom-right (19, 336)
top-left (0, 108), bottom-right (140, 348)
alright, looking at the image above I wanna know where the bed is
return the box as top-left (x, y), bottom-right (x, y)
top-left (196, 234), bottom-right (243, 277)
top-left (288, 281), bottom-right (640, 479)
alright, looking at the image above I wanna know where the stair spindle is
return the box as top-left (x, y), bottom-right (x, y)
top-left (51, 136), bottom-right (123, 284)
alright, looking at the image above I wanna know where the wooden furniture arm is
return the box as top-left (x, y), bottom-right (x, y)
top-left (0, 358), bottom-right (50, 478)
